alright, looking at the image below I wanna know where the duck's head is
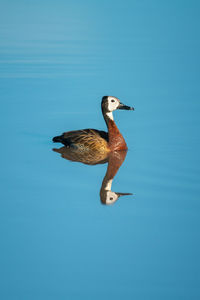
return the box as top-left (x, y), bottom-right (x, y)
top-left (101, 96), bottom-right (134, 116)
top-left (100, 189), bottom-right (133, 205)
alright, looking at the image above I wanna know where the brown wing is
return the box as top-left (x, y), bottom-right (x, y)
top-left (59, 129), bottom-right (109, 152)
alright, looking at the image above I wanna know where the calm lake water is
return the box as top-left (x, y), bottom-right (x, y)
top-left (1, 1), bottom-right (200, 299)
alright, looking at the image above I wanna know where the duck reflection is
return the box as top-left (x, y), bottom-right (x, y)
top-left (53, 147), bottom-right (132, 205)
top-left (99, 150), bottom-right (132, 205)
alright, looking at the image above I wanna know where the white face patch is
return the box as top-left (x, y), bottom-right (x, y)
top-left (105, 191), bottom-right (119, 205)
top-left (107, 96), bottom-right (120, 112)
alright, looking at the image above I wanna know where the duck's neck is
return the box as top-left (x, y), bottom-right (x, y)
top-left (104, 112), bottom-right (127, 151)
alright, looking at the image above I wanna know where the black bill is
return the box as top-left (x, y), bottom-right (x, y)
top-left (118, 102), bottom-right (134, 110)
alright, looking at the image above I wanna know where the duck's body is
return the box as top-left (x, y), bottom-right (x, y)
top-left (52, 96), bottom-right (134, 152)
top-left (53, 128), bottom-right (109, 152)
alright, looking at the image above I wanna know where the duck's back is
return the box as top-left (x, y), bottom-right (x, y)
top-left (52, 129), bottom-right (109, 152)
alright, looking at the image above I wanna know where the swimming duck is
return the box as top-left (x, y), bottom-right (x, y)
top-left (52, 96), bottom-right (134, 152)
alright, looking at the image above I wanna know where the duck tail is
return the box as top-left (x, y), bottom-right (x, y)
top-left (52, 135), bottom-right (63, 143)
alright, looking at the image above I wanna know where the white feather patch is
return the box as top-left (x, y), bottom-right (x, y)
top-left (106, 112), bottom-right (114, 120)
top-left (105, 179), bottom-right (113, 190)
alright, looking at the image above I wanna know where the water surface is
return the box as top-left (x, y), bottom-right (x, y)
top-left (0, 1), bottom-right (200, 299)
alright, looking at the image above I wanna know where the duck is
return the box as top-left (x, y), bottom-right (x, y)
top-left (52, 96), bottom-right (134, 152)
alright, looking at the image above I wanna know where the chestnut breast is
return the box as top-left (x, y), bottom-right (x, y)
top-left (107, 120), bottom-right (127, 151)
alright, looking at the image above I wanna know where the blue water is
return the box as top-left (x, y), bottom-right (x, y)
top-left (1, 1), bottom-right (200, 299)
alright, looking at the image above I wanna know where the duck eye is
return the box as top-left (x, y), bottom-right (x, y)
top-left (111, 99), bottom-right (115, 103)
top-left (110, 197), bottom-right (113, 200)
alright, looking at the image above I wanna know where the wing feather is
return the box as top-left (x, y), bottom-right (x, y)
top-left (61, 129), bottom-right (109, 152)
